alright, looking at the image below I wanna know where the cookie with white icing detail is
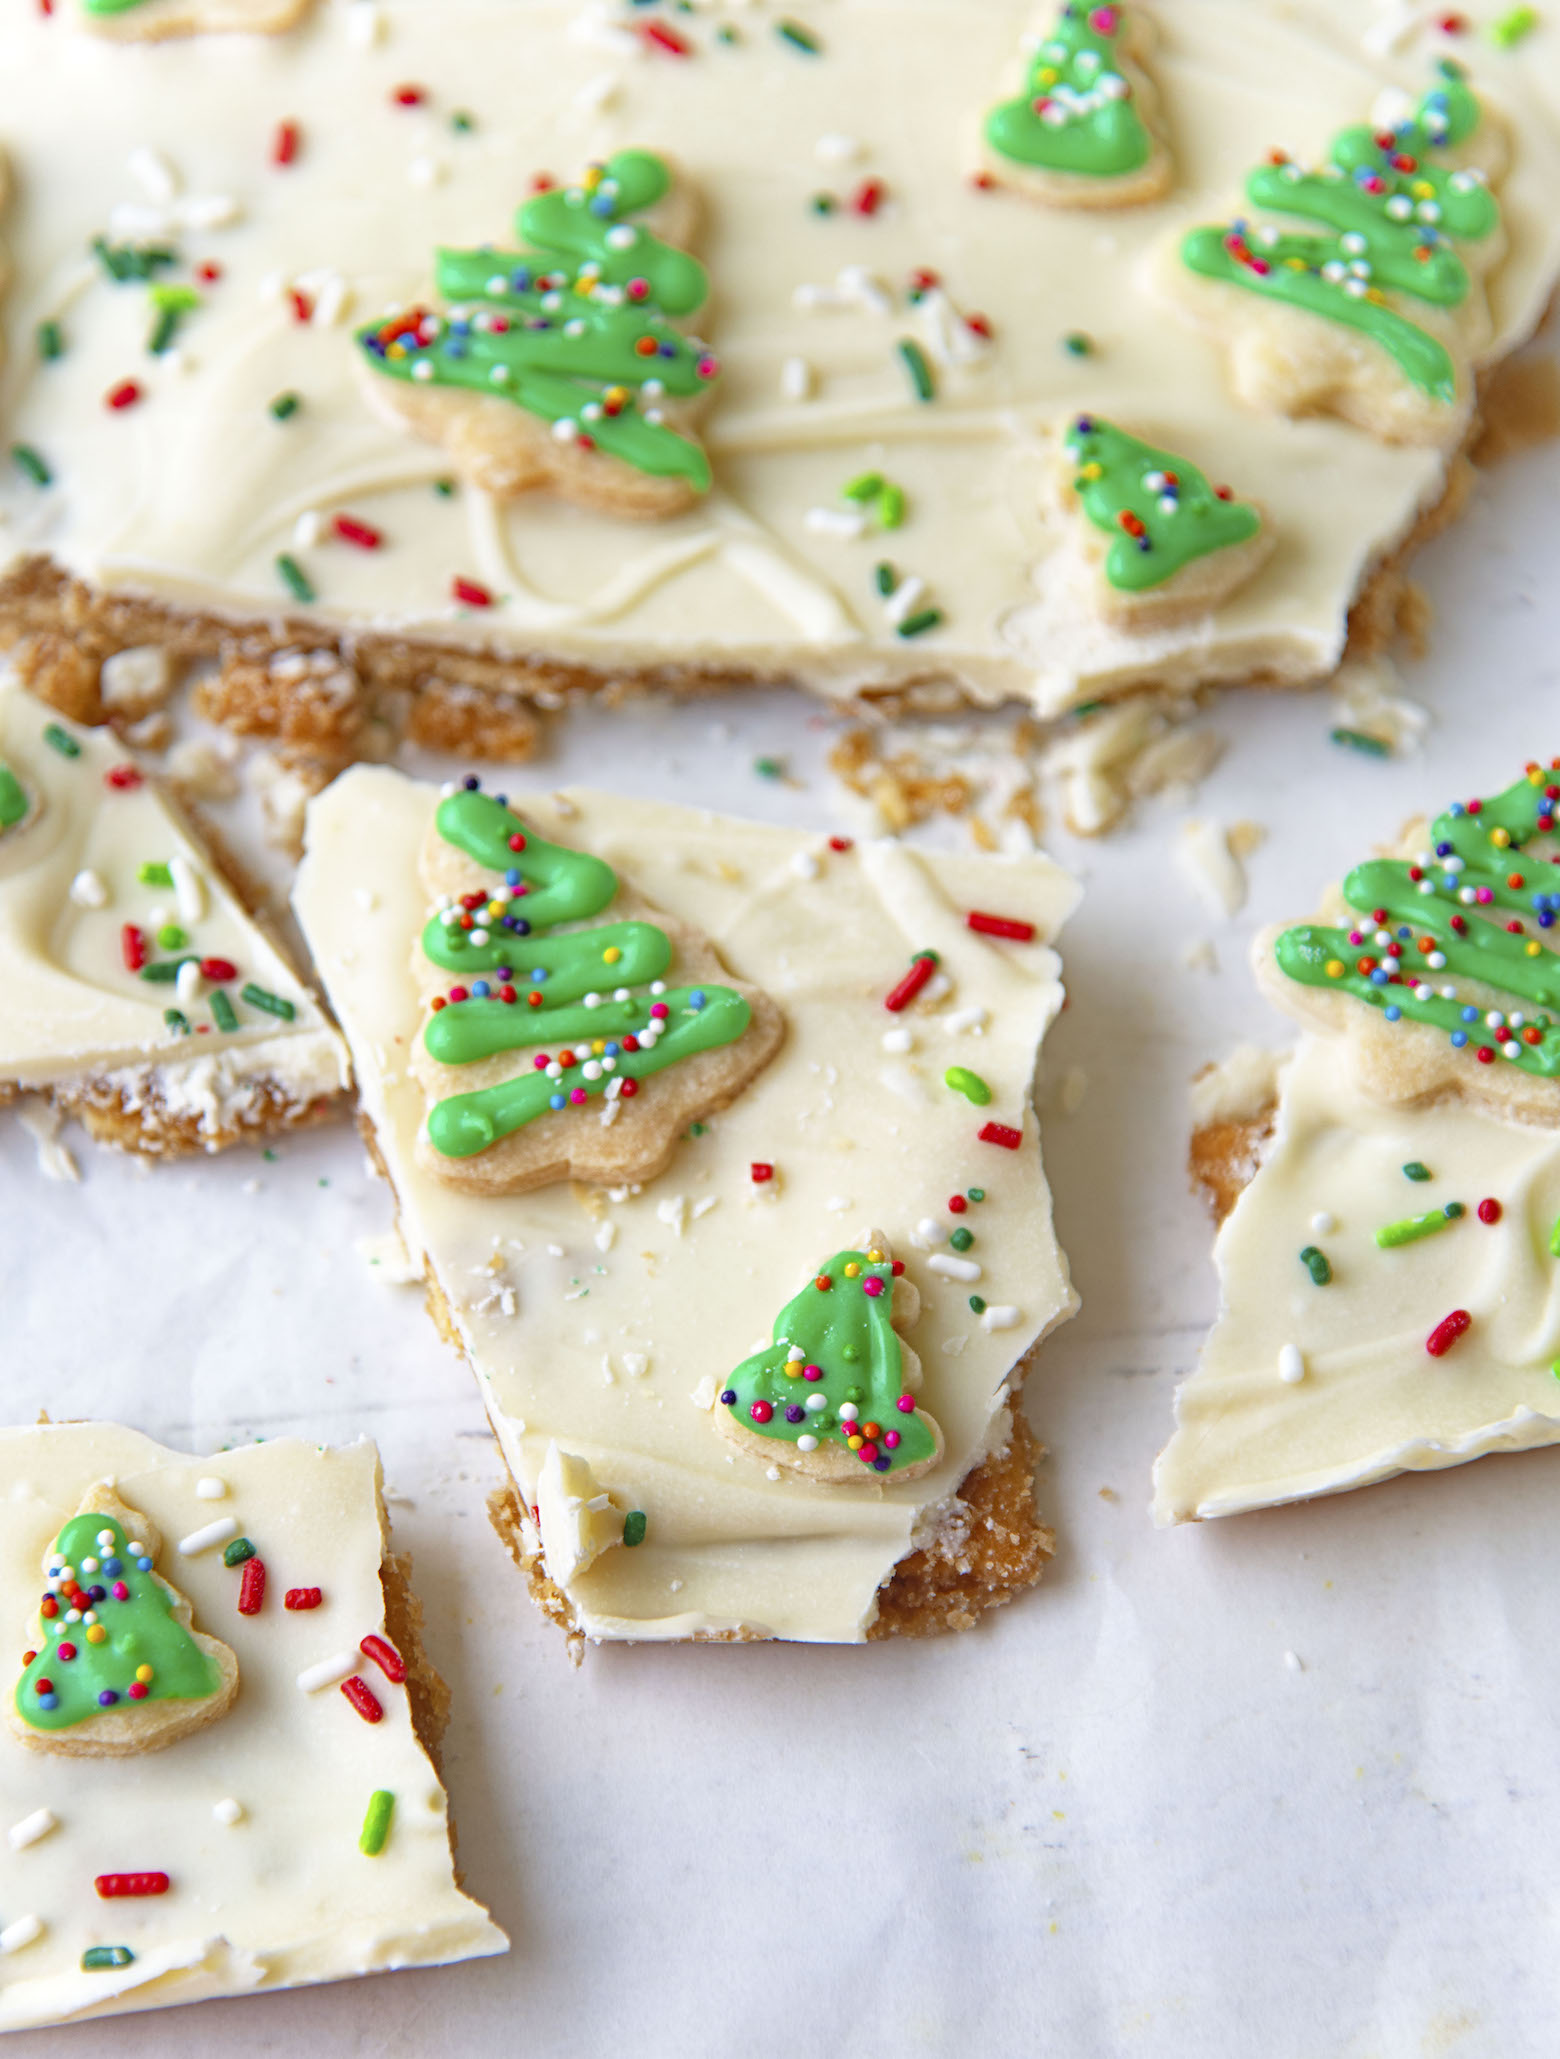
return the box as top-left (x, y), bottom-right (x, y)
top-left (1253, 761), bottom-right (1560, 1129)
top-left (357, 149), bottom-right (720, 520)
top-left (716, 1232), bottom-right (945, 1485)
top-left (1160, 61), bottom-right (1507, 447)
top-left (78, 0), bottom-right (313, 39)
top-left (1056, 414), bottom-right (1271, 631)
top-left (8, 1485), bottom-right (237, 1759)
top-left (979, 3), bottom-right (1171, 210)
top-left (409, 778), bottom-right (784, 1195)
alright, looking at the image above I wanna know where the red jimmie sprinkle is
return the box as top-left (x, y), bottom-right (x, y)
top-left (641, 17), bottom-right (692, 53)
top-left (289, 288), bottom-right (314, 324)
top-left (106, 380), bottom-right (142, 411)
top-left (359, 1633), bottom-right (406, 1684)
top-left (121, 924), bottom-right (147, 974)
top-left (853, 178), bottom-right (886, 216)
top-left (827, 836), bottom-right (854, 853)
top-left (195, 261), bottom-right (222, 285)
top-left (273, 120), bottom-right (300, 167)
top-left (200, 957), bottom-right (237, 983)
top-left (979, 1122), bottom-right (1023, 1151)
top-left (967, 911), bottom-right (1035, 943)
top-left (238, 1558), bottom-right (266, 1616)
top-left (284, 1587), bottom-right (322, 1611)
top-left (105, 765), bottom-right (143, 791)
top-left (95, 1873), bottom-right (170, 1899)
top-left (391, 84), bottom-right (427, 105)
top-left (1477, 1198), bottom-right (1502, 1225)
top-left (1426, 1309), bottom-right (1472, 1358)
top-left (750, 1162), bottom-right (774, 1184)
top-left (883, 952), bottom-right (938, 1013)
top-left (341, 1675), bottom-right (384, 1724)
top-left (333, 513), bottom-right (383, 550)
top-left (452, 576), bottom-right (493, 608)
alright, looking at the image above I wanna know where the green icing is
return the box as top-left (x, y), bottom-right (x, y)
top-left (1276, 764), bottom-right (1560, 1077)
top-left (15, 1512), bottom-right (221, 1735)
top-left (83, 0), bottom-right (148, 12)
top-left (720, 1247), bottom-right (937, 1475)
top-left (358, 150), bottom-right (718, 492)
top-left (1065, 415), bottom-right (1260, 592)
top-left (0, 762), bottom-right (28, 831)
top-left (1182, 64), bottom-right (1500, 404)
top-left (984, 3), bottom-right (1151, 179)
top-left (421, 787), bottom-right (751, 1158)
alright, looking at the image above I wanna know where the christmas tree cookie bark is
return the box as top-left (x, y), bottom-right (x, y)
top-left (358, 150), bottom-right (720, 520)
top-left (980, 3), bottom-right (1170, 208)
top-left (0, 677), bottom-right (349, 1157)
top-left (1253, 760), bottom-right (1560, 1129)
top-left (296, 769), bottom-right (1080, 1643)
top-left (1165, 62), bottom-right (1507, 446)
top-left (10, 1487), bottom-right (237, 1759)
top-left (1157, 759), bottom-right (1560, 1525)
top-left (1057, 415), bottom-right (1271, 630)
top-left (0, 1424), bottom-right (504, 2030)
top-left (409, 777), bottom-right (783, 1196)
top-left (717, 1234), bottom-right (944, 1485)
top-left (79, 0), bottom-right (312, 38)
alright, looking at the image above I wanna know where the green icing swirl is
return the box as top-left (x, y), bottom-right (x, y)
top-left (1182, 64), bottom-right (1500, 404)
top-left (1065, 415), bottom-right (1260, 592)
top-left (358, 150), bottom-right (719, 492)
top-left (15, 1512), bottom-right (221, 1734)
top-left (0, 762), bottom-right (28, 831)
top-left (984, 3), bottom-right (1151, 179)
top-left (1276, 764), bottom-right (1560, 1077)
top-left (421, 787), bottom-right (752, 1158)
top-left (720, 1247), bottom-right (937, 1475)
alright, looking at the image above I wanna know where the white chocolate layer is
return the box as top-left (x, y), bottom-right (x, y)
top-left (2, 5), bottom-right (1558, 713)
top-left (0, 679), bottom-right (349, 1124)
top-left (295, 767), bottom-right (1079, 1641)
top-left (1155, 1033), bottom-right (1560, 1523)
top-left (0, 1423), bottom-right (505, 2031)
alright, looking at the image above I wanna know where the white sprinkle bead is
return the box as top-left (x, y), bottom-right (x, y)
top-left (838, 1404), bottom-right (859, 1423)
top-left (195, 1477), bottom-right (227, 1500)
top-left (213, 1798), bottom-right (244, 1826)
top-left (178, 1516), bottom-right (237, 1557)
top-left (928, 1253), bottom-right (982, 1282)
top-left (69, 869), bottom-right (109, 909)
top-left (1310, 1212), bottom-right (1336, 1235)
top-left (0, 1916), bottom-right (43, 1955)
top-left (980, 1305), bottom-right (1022, 1333)
top-left (8, 1809), bottom-right (56, 1852)
top-left (780, 355), bottom-right (813, 401)
top-left (297, 1652), bottom-right (356, 1694)
top-left (796, 1434), bottom-right (819, 1453)
top-left (1279, 1344), bottom-right (1306, 1385)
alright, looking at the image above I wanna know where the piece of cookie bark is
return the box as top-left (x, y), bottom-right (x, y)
top-left (296, 768), bottom-right (1079, 1644)
top-left (1163, 60), bottom-right (1506, 446)
top-left (0, 1422), bottom-right (505, 2030)
top-left (79, 0), bottom-right (312, 39)
top-left (1056, 414), bottom-right (1271, 630)
top-left (358, 150), bottom-right (719, 520)
top-left (0, 677), bottom-right (349, 1156)
top-left (1155, 758), bottom-right (1560, 1525)
top-left (979, 3), bottom-right (1171, 208)
top-left (409, 778), bottom-right (782, 1195)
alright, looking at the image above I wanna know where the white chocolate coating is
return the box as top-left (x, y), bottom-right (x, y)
top-left (295, 767), bottom-right (1079, 1641)
top-left (2, 4), bottom-right (1558, 713)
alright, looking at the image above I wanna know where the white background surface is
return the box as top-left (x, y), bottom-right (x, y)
top-left (3, 409), bottom-right (1558, 2058)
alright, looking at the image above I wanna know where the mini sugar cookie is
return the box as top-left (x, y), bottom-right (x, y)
top-left (9, 1487), bottom-right (237, 1759)
top-left (296, 769), bottom-right (1080, 1643)
top-left (357, 149), bottom-right (720, 520)
top-left (409, 777), bottom-right (783, 1196)
top-left (79, 0), bottom-right (312, 39)
top-left (0, 677), bottom-right (350, 1158)
top-left (1057, 414), bottom-right (1271, 631)
top-left (1254, 759), bottom-right (1560, 1129)
top-left (716, 1234), bottom-right (945, 1485)
top-left (1164, 60), bottom-right (1506, 447)
top-left (0, 1424), bottom-right (504, 2031)
top-left (980, 3), bottom-right (1171, 209)
top-left (1156, 758), bottom-right (1560, 1526)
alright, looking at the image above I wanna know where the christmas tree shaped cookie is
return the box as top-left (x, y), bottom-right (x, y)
top-left (357, 150), bottom-right (721, 520)
top-left (980, 3), bottom-right (1170, 209)
top-left (1254, 759), bottom-right (1560, 1129)
top-left (410, 777), bottom-right (784, 1194)
top-left (80, 0), bottom-right (312, 38)
top-left (9, 1487), bottom-right (237, 1758)
top-left (717, 1235), bottom-right (944, 1485)
top-left (1058, 414), bottom-right (1271, 629)
top-left (1168, 61), bottom-right (1506, 445)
